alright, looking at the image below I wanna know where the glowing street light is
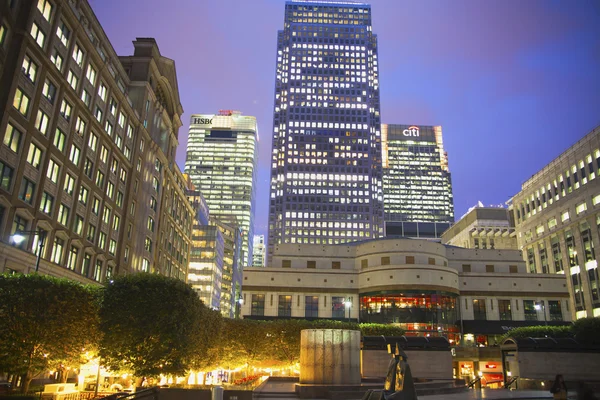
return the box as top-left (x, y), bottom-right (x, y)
top-left (11, 230), bottom-right (47, 273)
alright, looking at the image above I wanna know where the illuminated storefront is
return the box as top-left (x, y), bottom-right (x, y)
top-left (360, 291), bottom-right (459, 342)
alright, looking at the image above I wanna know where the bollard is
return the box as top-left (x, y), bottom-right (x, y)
top-left (212, 386), bottom-right (224, 400)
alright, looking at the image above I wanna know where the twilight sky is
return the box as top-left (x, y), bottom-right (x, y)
top-left (91, 0), bottom-right (600, 238)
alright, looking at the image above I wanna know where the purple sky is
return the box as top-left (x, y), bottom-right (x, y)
top-left (91, 0), bottom-right (600, 238)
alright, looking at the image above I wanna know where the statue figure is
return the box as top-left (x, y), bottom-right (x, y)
top-left (363, 343), bottom-right (418, 400)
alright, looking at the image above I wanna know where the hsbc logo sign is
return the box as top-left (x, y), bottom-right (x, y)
top-left (193, 117), bottom-right (213, 125)
top-left (403, 126), bottom-right (420, 137)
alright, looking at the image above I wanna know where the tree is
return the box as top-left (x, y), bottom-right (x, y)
top-left (217, 319), bottom-right (272, 372)
top-left (499, 325), bottom-right (573, 342)
top-left (188, 308), bottom-right (223, 373)
top-left (572, 317), bottom-right (600, 345)
top-left (99, 273), bottom-right (209, 379)
top-left (0, 274), bottom-right (100, 393)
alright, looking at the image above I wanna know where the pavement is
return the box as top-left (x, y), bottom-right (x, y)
top-left (255, 380), bottom-right (567, 399)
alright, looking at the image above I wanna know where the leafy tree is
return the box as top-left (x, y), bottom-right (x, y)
top-left (0, 274), bottom-right (100, 393)
top-left (572, 317), bottom-right (600, 345)
top-left (188, 308), bottom-right (223, 372)
top-left (217, 319), bottom-right (271, 371)
top-left (99, 273), bottom-right (209, 379)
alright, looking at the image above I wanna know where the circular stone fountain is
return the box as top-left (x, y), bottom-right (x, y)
top-left (299, 329), bottom-right (361, 385)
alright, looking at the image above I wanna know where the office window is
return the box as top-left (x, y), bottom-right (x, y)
top-left (277, 294), bottom-right (292, 317)
top-left (67, 69), bottom-right (78, 90)
top-left (18, 178), bottom-right (35, 204)
top-left (94, 260), bottom-right (102, 282)
top-left (46, 159), bottom-right (59, 183)
top-left (251, 294), bottom-right (265, 316)
top-left (509, 265), bottom-right (518, 273)
top-left (307, 260), bottom-right (316, 268)
top-left (119, 168), bottom-right (127, 183)
top-left (13, 88), bottom-right (30, 116)
top-left (0, 162), bottom-right (14, 191)
top-left (94, 107), bottom-right (103, 122)
top-left (81, 253), bottom-right (91, 276)
top-left (100, 145), bottom-right (109, 163)
top-left (576, 202), bottom-right (587, 215)
top-left (50, 48), bottom-right (63, 70)
top-left (406, 256), bottom-right (415, 264)
top-left (361, 259), bottom-right (368, 269)
top-left (92, 197), bottom-right (100, 215)
top-left (26, 143), bottom-right (43, 169)
top-left (4, 123), bottom-right (22, 153)
top-left (144, 237), bottom-right (152, 252)
top-left (98, 232), bottom-right (106, 249)
top-left (78, 186), bottom-right (88, 205)
top-left (72, 42), bottom-right (84, 66)
top-left (57, 204), bottom-right (69, 226)
top-left (81, 89), bottom-right (91, 107)
top-left (102, 205), bottom-right (110, 224)
top-left (109, 98), bottom-right (117, 116)
top-left (37, 0), bottom-right (52, 21)
top-left (22, 54), bottom-right (38, 82)
top-left (42, 79), bottom-right (57, 103)
top-left (147, 216), bottom-right (154, 232)
top-left (116, 191), bottom-right (123, 207)
top-left (95, 170), bottom-right (105, 188)
top-left (73, 214), bottom-right (84, 235)
top-left (332, 261), bottom-right (341, 269)
top-left (66, 246), bottom-right (78, 270)
top-left (462, 264), bottom-right (472, 272)
top-left (381, 256), bottom-right (390, 265)
top-left (548, 300), bottom-right (563, 321)
top-left (35, 111), bottom-right (50, 135)
top-left (59, 99), bottom-right (72, 121)
top-left (105, 121), bottom-right (113, 137)
top-left (30, 23), bottom-right (45, 48)
top-left (428, 257), bottom-right (435, 265)
top-left (523, 300), bottom-right (537, 321)
top-left (498, 300), bottom-right (512, 320)
top-left (305, 296), bottom-right (319, 318)
top-left (486, 265), bottom-right (495, 273)
top-left (63, 173), bottom-right (75, 196)
top-left (87, 223), bottom-right (96, 242)
top-left (84, 158), bottom-right (93, 178)
top-left (88, 132), bottom-right (98, 151)
top-left (56, 20), bottom-right (70, 46)
top-left (118, 112), bottom-right (126, 128)
top-left (84, 63), bottom-right (96, 85)
top-left (106, 181), bottom-right (114, 199)
top-left (141, 258), bottom-right (149, 272)
top-left (332, 296), bottom-right (345, 319)
top-left (50, 237), bottom-right (64, 264)
top-left (12, 216), bottom-right (28, 249)
top-left (69, 144), bottom-right (80, 166)
top-left (98, 83), bottom-right (107, 101)
top-left (53, 128), bottom-right (66, 152)
top-left (473, 299), bottom-right (487, 320)
top-left (109, 240), bottom-right (117, 256)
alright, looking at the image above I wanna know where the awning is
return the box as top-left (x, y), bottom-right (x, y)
top-left (462, 320), bottom-right (571, 335)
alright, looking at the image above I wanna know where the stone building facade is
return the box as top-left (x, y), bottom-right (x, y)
top-left (510, 125), bottom-right (600, 319)
top-left (0, 0), bottom-right (193, 281)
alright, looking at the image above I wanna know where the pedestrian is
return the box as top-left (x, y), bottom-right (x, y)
top-left (550, 374), bottom-right (567, 400)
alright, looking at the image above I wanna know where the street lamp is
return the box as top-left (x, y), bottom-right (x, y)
top-left (343, 297), bottom-right (352, 322)
top-left (534, 301), bottom-right (547, 326)
top-left (11, 229), bottom-right (47, 273)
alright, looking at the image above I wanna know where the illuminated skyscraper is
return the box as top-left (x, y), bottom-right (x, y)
top-left (268, 1), bottom-right (384, 262)
top-left (185, 111), bottom-right (258, 267)
top-left (382, 124), bottom-right (454, 238)
top-left (252, 234), bottom-right (266, 267)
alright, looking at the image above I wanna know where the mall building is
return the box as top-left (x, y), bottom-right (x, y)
top-left (509, 124), bottom-right (600, 319)
top-left (241, 238), bottom-right (571, 345)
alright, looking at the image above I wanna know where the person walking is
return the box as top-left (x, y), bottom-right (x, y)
top-left (550, 374), bottom-right (568, 400)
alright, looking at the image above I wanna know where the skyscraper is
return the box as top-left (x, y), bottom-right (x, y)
top-left (185, 110), bottom-right (258, 267)
top-left (382, 124), bottom-right (454, 239)
top-left (268, 1), bottom-right (384, 262)
top-left (252, 234), bottom-right (266, 267)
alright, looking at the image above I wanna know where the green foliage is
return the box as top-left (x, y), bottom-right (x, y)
top-left (359, 323), bottom-right (405, 337)
top-left (99, 273), bottom-right (210, 378)
top-left (188, 308), bottom-right (223, 372)
top-left (0, 274), bottom-right (100, 392)
top-left (572, 317), bottom-right (600, 345)
top-left (216, 319), bottom-right (272, 370)
top-left (500, 325), bottom-right (573, 342)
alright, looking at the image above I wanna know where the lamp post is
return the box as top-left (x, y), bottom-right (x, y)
top-left (534, 301), bottom-right (547, 326)
top-left (11, 229), bottom-right (47, 273)
top-left (343, 297), bottom-right (352, 322)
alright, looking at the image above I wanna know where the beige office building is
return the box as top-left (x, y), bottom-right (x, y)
top-left (0, 0), bottom-right (193, 281)
top-left (510, 125), bottom-right (600, 319)
top-left (241, 238), bottom-right (571, 345)
top-left (441, 206), bottom-right (518, 250)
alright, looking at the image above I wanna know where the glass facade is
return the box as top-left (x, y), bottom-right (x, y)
top-left (185, 111), bottom-right (258, 267)
top-left (382, 124), bottom-right (454, 238)
top-left (359, 291), bottom-right (459, 341)
top-left (268, 1), bottom-right (384, 262)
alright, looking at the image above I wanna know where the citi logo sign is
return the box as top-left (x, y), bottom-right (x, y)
top-left (403, 126), bottom-right (420, 137)
top-left (193, 117), bottom-right (213, 125)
